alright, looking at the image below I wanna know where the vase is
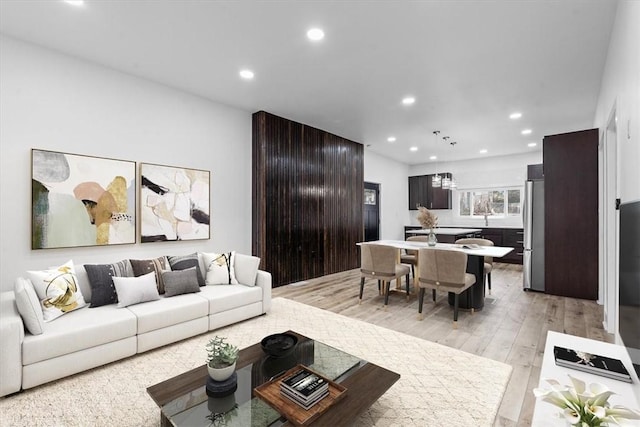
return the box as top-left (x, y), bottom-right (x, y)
top-left (427, 228), bottom-right (437, 246)
top-left (207, 361), bottom-right (236, 381)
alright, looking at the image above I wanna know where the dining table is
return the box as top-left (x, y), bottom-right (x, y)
top-left (357, 240), bottom-right (514, 310)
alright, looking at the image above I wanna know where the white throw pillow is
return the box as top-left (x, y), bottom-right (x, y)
top-left (234, 253), bottom-right (261, 286)
top-left (14, 277), bottom-right (44, 335)
top-left (27, 260), bottom-right (87, 322)
top-left (112, 272), bottom-right (160, 308)
top-left (202, 251), bottom-right (238, 285)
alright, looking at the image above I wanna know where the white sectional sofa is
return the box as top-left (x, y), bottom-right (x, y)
top-left (0, 252), bottom-right (272, 398)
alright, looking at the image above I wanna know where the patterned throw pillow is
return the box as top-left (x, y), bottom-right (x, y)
top-left (84, 260), bottom-right (133, 308)
top-left (112, 272), bottom-right (160, 308)
top-left (167, 253), bottom-right (205, 286)
top-left (26, 260), bottom-right (87, 322)
top-left (129, 256), bottom-right (170, 294)
top-left (162, 268), bottom-right (201, 297)
top-left (202, 251), bottom-right (238, 285)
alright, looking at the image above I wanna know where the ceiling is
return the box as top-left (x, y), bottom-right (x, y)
top-left (0, 0), bottom-right (617, 164)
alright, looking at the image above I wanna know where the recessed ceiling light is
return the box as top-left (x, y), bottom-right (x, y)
top-left (509, 112), bottom-right (522, 119)
top-left (63, 0), bottom-right (84, 5)
top-left (387, 136), bottom-right (396, 143)
top-left (402, 96), bottom-right (416, 105)
top-left (429, 155), bottom-right (437, 160)
top-left (528, 142), bottom-right (537, 147)
top-left (307, 28), bottom-right (325, 41)
top-left (239, 69), bottom-right (254, 80)
top-left (521, 129), bottom-right (532, 135)
top-left (480, 149), bottom-right (488, 154)
top-left (409, 146), bottom-right (418, 152)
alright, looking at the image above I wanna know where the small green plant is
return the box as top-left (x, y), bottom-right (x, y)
top-left (206, 336), bottom-right (239, 369)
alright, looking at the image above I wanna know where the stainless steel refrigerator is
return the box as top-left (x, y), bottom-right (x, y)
top-left (523, 179), bottom-right (545, 291)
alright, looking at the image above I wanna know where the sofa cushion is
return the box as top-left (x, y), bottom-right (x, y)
top-left (26, 260), bottom-right (87, 322)
top-left (125, 293), bottom-right (208, 334)
top-left (198, 284), bottom-right (262, 314)
top-left (14, 278), bottom-right (44, 335)
top-left (167, 253), bottom-right (204, 286)
top-left (202, 252), bottom-right (238, 285)
top-left (234, 253), bottom-right (261, 286)
top-left (113, 272), bottom-right (160, 308)
top-left (162, 268), bottom-right (200, 297)
top-left (22, 304), bottom-right (137, 365)
top-left (129, 256), bottom-right (170, 294)
top-left (84, 260), bottom-right (133, 307)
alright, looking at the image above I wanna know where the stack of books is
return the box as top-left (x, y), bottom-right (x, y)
top-left (280, 367), bottom-right (329, 410)
top-left (553, 346), bottom-right (632, 383)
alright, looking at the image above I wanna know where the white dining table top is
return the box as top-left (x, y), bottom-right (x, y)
top-left (358, 240), bottom-right (514, 258)
top-left (408, 228), bottom-right (482, 235)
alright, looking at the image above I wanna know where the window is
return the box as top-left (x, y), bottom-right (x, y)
top-left (458, 188), bottom-right (521, 218)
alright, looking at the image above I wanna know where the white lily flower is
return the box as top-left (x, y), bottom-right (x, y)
top-left (606, 405), bottom-right (640, 420)
top-left (563, 407), bottom-right (581, 424)
top-left (585, 404), bottom-right (606, 419)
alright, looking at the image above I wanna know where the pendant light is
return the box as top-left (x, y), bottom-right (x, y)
top-left (432, 131), bottom-right (441, 188)
top-left (449, 141), bottom-right (458, 189)
top-left (441, 136), bottom-right (451, 189)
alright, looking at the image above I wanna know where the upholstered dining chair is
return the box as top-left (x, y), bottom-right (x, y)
top-left (400, 235), bottom-right (430, 278)
top-left (455, 238), bottom-right (494, 295)
top-left (360, 244), bottom-right (411, 308)
top-left (417, 248), bottom-right (476, 328)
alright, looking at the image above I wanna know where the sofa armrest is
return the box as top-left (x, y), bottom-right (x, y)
top-left (0, 291), bottom-right (24, 397)
top-left (255, 270), bottom-right (272, 313)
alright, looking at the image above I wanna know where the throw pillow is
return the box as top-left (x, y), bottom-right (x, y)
top-left (14, 277), bottom-right (44, 335)
top-left (234, 253), bottom-right (261, 286)
top-left (129, 256), bottom-right (170, 294)
top-left (26, 260), bottom-right (87, 322)
top-left (162, 268), bottom-right (201, 297)
top-left (112, 272), bottom-right (160, 308)
top-left (84, 259), bottom-right (132, 307)
top-left (202, 251), bottom-right (238, 285)
top-left (167, 253), bottom-right (205, 286)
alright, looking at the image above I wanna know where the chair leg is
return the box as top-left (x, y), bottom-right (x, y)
top-left (453, 293), bottom-right (459, 329)
top-left (488, 272), bottom-right (492, 295)
top-left (418, 288), bottom-right (425, 320)
top-left (359, 277), bottom-right (365, 304)
top-left (411, 264), bottom-right (415, 278)
top-left (432, 289), bottom-right (436, 303)
top-left (470, 285), bottom-right (475, 315)
top-left (378, 280), bottom-right (382, 295)
top-left (383, 281), bottom-right (391, 309)
top-left (405, 274), bottom-right (410, 301)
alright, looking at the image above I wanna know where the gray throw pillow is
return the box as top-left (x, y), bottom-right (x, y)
top-left (162, 268), bottom-right (201, 297)
top-left (84, 260), bottom-right (132, 307)
top-left (167, 253), bottom-right (205, 286)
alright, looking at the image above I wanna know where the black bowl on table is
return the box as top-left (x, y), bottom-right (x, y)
top-left (261, 333), bottom-right (298, 358)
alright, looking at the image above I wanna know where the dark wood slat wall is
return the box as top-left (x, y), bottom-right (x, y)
top-left (543, 129), bottom-right (599, 300)
top-left (252, 111), bottom-right (363, 287)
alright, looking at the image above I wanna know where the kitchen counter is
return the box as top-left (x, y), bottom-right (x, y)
top-left (409, 228), bottom-right (482, 235)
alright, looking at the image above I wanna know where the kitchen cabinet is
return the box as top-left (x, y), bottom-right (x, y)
top-left (408, 173), bottom-right (452, 210)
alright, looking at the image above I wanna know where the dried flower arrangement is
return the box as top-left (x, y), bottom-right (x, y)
top-left (416, 206), bottom-right (438, 229)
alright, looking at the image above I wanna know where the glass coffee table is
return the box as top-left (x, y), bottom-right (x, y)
top-left (147, 331), bottom-right (400, 426)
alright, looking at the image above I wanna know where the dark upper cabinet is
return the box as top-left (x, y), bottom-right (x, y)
top-left (408, 173), bottom-right (452, 210)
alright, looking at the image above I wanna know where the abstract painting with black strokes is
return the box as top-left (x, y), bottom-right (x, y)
top-left (139, 163), bottom-right (210, 242)
top-left (31, 149), bottom-right (136, 249)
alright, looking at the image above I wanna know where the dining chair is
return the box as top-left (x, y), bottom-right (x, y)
top-left (455, 238), bottom-right (494, 295)
top-left (417, 248), bottom-right (476, 328)
top-left (360, 244), bottom-right (411, 308)
top-left (400, 235), bottom-right (429, 278)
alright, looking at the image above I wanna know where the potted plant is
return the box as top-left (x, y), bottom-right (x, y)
top-left (205, 336), bottom-right (239, 381)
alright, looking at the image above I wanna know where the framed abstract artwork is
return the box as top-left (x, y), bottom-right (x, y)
top-left (31, 149), bottom-right (136, 249)
top-left (140, 163), bottom-right (210, 242)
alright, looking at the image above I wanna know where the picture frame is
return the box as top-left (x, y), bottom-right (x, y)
top-left (31, 149), bottom-right (136, 249)
top-left (139, 162), bottom-right (210, 242)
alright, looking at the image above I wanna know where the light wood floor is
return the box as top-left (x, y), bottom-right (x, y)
top-left (272, 263), bottom-right (613, 427)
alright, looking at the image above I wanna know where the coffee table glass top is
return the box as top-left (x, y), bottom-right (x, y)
top-left (161, 335), bottom-right (364, 426)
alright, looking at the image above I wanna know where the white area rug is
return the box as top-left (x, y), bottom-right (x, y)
top-left (0, 298), bottom-right (511, 426)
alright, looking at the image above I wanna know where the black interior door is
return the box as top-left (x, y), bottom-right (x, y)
top-left (364, 182), bottom-right (380, 241)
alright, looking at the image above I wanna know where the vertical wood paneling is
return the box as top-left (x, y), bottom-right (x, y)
top-left (252, 111), bottom-right (363, 287)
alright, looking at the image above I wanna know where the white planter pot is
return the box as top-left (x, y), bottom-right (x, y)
top-left (207, 361), bottom-right (236, 381)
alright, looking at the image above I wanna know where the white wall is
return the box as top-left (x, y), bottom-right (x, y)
top-left (0, 36), bottom-right (253, 292)
top-left (363, 149), bottom-right (409, 240)
top-left (408, 151), bottom-right (543, 228)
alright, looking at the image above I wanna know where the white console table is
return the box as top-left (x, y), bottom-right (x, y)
top-left (532, 331), bottom-right (640, 426)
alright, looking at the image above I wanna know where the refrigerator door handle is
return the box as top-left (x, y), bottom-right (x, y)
top-left (523, 249), bottom-right (532, 289)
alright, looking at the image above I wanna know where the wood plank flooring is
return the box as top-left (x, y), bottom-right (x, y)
top-left (272, 263), bottom-right (613, 426)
